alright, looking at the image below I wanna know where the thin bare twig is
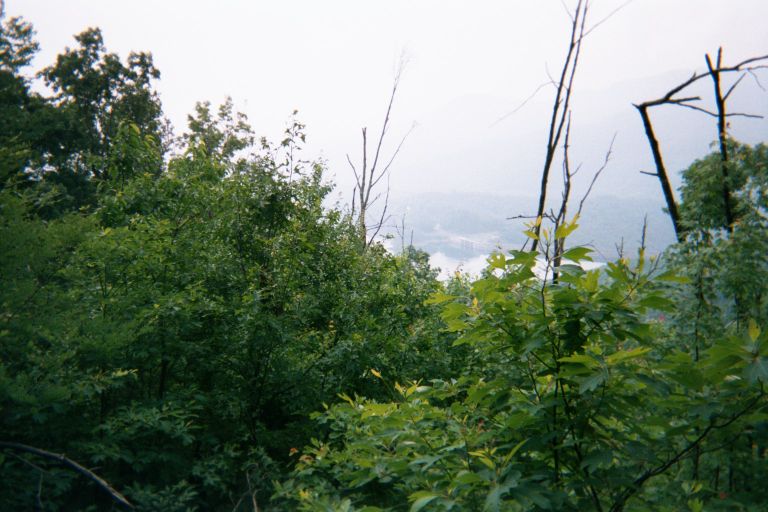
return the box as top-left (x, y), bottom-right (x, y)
top-left (582, 0), bottom-right (635, 38)
top-left (494, 81), bottom-right (552, 125)
top-left (367, 177), bottom-right (391, 248)
top-left (748, 69), bottom-right (766, 91)
top-left (559, 0), bottom-right (575, 22)
top-left (673, 102), bottom-right (763, 119)
top-left (723, 72), bottom-right (747, 101)
top-left (577, 133), bottom-right (616, 217)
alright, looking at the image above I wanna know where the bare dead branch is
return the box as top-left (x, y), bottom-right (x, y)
top-left (582, 0), bottom-right (635, 38)
top-left (577, 133), bottom-right (616, 217)
top-left (705, 48), bottom-right (735, 231)
top-left (673, 102), bottom-right (764, 119)
top-left (726, 112), bottom-right (763, 119)
top-left (0, 441), bottom-right (134, 509)
top-left (559, 0), bottom-right (575, 22)
top-left (638, 54), bottom-right (768, 109)
top-left (7, 450), bottom-right (49, 474)
top-left (367, 63), bottom-right (403, 194)
top-left (361, 128), bottom-right (368, 207)
top-left (668, 96), bottom-right (702, 104)
top-left (345, 153), bottom-right (360, 183)
top-left (350, 57), bottom-right (412, 248)
top-left (531, 0), bottom-right (588, 252)
top-left (553, 111), bottom-right (575, 280)
top-left (367, 177), bottom-right (391, 249)
top-left (557, 112), bottom-right (575, 229)
top-left (615, 238), bottom-right (625, 259)
top-left (723, 72), bottom-right (747, 101)
top-left (670, 102), bottom-right (718, 117)
top-left (748, 69), bottom-right (766, 91)
top-left (372, 122), bottom-right (416, 189)
top-left (494, 81), bottom-right (553, 126)
top-left (508, 213), bottom-right (558, 222)
top-left (544, 62), bottom-right (559, 89)
top-left (634, 102), bottom-right (683, 240)
top-left (630, 51), bottom-right (768, 241)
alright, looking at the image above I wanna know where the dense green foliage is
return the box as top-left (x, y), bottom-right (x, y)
top-left (276, 230), bottom-right (767, 511)
top-left (0, 17), bottom-right (456, 510)
top-left (1, 14), bottom-right (767, 512)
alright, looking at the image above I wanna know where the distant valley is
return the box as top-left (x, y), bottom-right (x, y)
top-left (384, 192), bottom-right (677, 276)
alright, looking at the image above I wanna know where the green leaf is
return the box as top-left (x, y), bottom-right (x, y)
top-left (523, 230), bottom-right (539, 241)
top-left (559, 354), bottom-right (599, 368)
top-left (583, 270), bottom-right (599, 293)
top-left (469, 450), bottom-right (495, 470)
top-left (561, 246), bottom-right (593, 263)
top-left (488, 252), bottom-right (506, 270)
top-left (556, 263), bottom-right (584, 275)
top-left (483, 477), bottom-right (517, 512)
top-left (638, 294), bottom-right (675, 311)
top-left (506, 250), bottom-right (538, 267)
top-left (361, 403), bottom-right (396, 419)
top-left (555, 217), bottom-right (579, 239)
top-left (410, 492), bottom-right (439, 512)
top-left (744, 356), bottom-right (768, 384)
top-left (579, 369), bottom-right (607, 393)
top-left (410, 455), bottom-right (442, 471)
top-left (580, 449), bottom-right (613, 471)
top-left (748, 319), bottom-right (761, 342)
top-left (655, 270), bottom-right (690, 283)
top-left (605, 347), bottom-right (651, 366)
top-left (501, 439), bottom-right (527, 466)
top-left (453, 470), bottom-right (484, 486)
top-left (426, 291), bottom-right (456, 305)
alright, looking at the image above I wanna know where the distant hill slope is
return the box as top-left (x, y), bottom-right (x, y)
top-left (387, 192), bottom-right (677, 263)
top-left (363, 70), bottom-right (767, 267)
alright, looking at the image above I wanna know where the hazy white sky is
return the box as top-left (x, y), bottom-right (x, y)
top-left (8, 1), bottom-right (768, 199)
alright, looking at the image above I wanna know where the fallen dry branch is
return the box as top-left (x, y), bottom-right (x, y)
top-left (0, 441), bottom-right (134, 509)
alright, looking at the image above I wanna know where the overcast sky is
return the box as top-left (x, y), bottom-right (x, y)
top-left (8, 1), bottom-right (768, 200)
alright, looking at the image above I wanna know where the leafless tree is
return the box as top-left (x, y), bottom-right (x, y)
top-left (508, 0), bottom-right (619, 275)
top-left (634, 50), bottom-right (768, 241)
top-left (528, 0), bottom-right (589, 253)
top-left (348, 58), bottom-right (415, 249)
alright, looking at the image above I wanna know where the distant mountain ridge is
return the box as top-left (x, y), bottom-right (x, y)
top-left (363, 70), bottom-right (767, 270)
top-left (387, 192), bottom-right (677, 264)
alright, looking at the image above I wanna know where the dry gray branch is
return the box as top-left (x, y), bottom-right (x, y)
top-left (0, 441), bottom-right (134, 509)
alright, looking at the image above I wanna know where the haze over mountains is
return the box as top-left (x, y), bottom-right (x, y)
top-left (330, 70), bottom-right (768, 274)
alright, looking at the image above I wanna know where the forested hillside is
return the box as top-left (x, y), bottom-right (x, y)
top-left (1, 10), bottom-right (767, 512)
